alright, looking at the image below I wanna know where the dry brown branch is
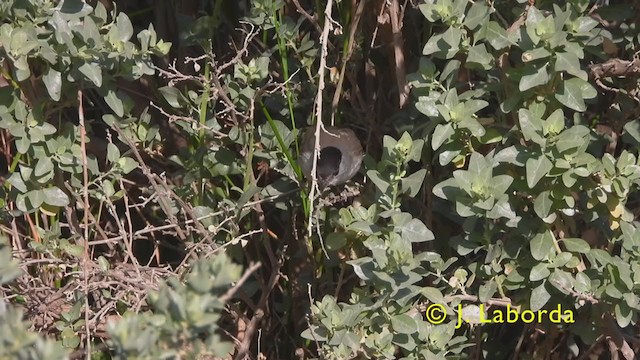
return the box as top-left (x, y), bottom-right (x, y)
top-left (220, 261), bottom-right (262, 304)
top-left (548, 279), bottom-right (599, 305)
top-left (109, 125), bottom-right (186, 241)
top-left (234, 257), bottom-right (282, 359)
top-left (330, 0), bottom-right (366, 124)
top-left (307, 0), bottom-right (336, 237)
top-left (589, 55), bottom-right (640, 101)
top-left (388, 0), bottom-right (410, 108)
top-left (292, 0), bottom-right (324, 35)
top-left (216, 21), bottom-right (258, 73)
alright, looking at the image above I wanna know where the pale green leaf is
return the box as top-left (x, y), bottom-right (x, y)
top-left (79, 62), bottom-right (102, 87)
top-left (530, 229), bottom-right (553, 261)
top-left (530, 282), bottom-right (551, 312)
top-left (43, 186), bottom-right (69, 207)
top-left (104, 89), bottom-right (124, 117)
top-left (42, 67), bottom-right (62, 101)
top-left (519, 63), bottom-right (550, 91)
top-left (526, 155), bottom-right (552, 188)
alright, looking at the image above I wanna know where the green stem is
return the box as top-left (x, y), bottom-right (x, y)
top-left (390, 162), bottom-right (404, 209)
top-left (274, 9), bottom-right (300, 159)
top-left (259, 101), bottom-right (309, 215)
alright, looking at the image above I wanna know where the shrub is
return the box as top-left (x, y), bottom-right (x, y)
top-left (1, 0), bottom-right (640, 359)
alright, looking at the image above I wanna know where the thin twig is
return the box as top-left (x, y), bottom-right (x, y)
top-left (307, 0), bottom-right (335, 237)
top-left (110, 125), bottom-right (186, 241)
top-left (85, 189), bottom-right (299, 246)
top-left (77, 88), bottom-right (92, 359)
top-left (220, 262), bottom-right (262, 303)
top-left (291, 0), bottom-right (324, 35)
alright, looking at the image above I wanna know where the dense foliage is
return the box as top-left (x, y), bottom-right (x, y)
top-left (1, 0), bottom-right (640, 359)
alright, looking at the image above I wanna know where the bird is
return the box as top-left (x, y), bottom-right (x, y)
top-left (298, 126), bottom-right (364, 189)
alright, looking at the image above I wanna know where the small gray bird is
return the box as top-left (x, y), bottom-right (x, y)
top-left (299, 127), bottom-right (364, 189)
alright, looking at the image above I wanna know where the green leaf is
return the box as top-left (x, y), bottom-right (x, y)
top-left (159, 86), bottom-right (183, 108)
top-left (441, 27), bottom-right (463, 58)
top-left (401, 169), bottom-right (427, 197)
top-left (561, 238), bottom-right (590, 253)
top-left (486, 21), bottom-right (514, 50)
top-left (530, 229), bottom-right (554, 261)
top-left (115, 12), bottom-right (134, 42)
top-left (391, 314), bottom-right (418, 334)
top-left (58, 0), bottom-right (93, 17)
top-left (468, 151), bottom-right (491, 180)
top-left (491, 175), bottom-right (513, 196)
top-left (519, 63), bottom-right (550, 91)
top-left (530, 282), bottom-right (551, 312)
top-left (466, 44), bottom-right (492, 69)
top-left (533, 190), bottom-right (553, 219)
top-left (572, 16), bottom-right (598, 33)
top-left (400, 218), bottom-right (434, 242)
top-left (34, 157), bottom-right (54, 177)
top-left (79, 62), bottom-right (102, 87)
top-left (117, 157), bottom-right (138, 174)
top-left (348, 257), bottom-right (374, 280)
top-left (43, 186), bottom-right (69, 207)
top-left (326, 233), bottom-right (347, 251)
top-left (478, 128), bottom-right (502, 144)
top-left (43, 67), bottom-right (62, 101)
top-left (26, 189), bottom-right (45, 209)
top-left (458, 117), bottom-right (486, 137)
top-left (416, 95), bottom-right (439, 117)
top-left (367, 170), bottom-right (389, 193)
top-left (555, 77), bottom-right (596, 112)
top-left (423, 27), bottom-right (463, 59)
top-left (549, 269), bottom-right (574, 293)
top-left (107, 143), bottom-right (120, 163)
top-left (301, 326), bottom-right (329, 342)
top-left (526, 155), bottom-right (552, 188)
top-left (452, 170), bottom-right (473, 195)
top-left (555, 79), bottom-right (584, 112)
top-left (575, 272), bottom-right (591, 292)
top-left (7, 172), bottom-right (27, 193)
top-left (418, 3), bottom-right (439, 22)
top-left (544, 108), bottom-right (565, 136)
top-left (432, 178), bottom-right (459, 200)
top-left (104, 89), bottom-right (124, 117)
top-left (432, 123), bottom-right (454, 150)
top-left (61, 327), bottom-right (80, 348)
top-left (422, 287), bottom-right (445, 304)
top-left (422, 34), bottom-right (444, 55)
top-left (464, 2), bottom-right (489, 30)
top-left (530, 263), bottom-right (550, 282)
top-left (487, 198), bottom-right (517, 220)
top-left (555, 52), bottom-right (587, 80)
top-left (409, 139), bottom-right (424, 162)
top-left (614, 302), bottom-right (633, 328)
top-left (525, 7), bottom-right (544, 45)
top-left (556, 125), bottom-right (590, 153)
top-left (518, 108), bottom-right (544, 143)
top-left (521, 47), bottom-right (551, 62)
top-left (478, 281), bottom-right (497, 302)
top-left (98, 256), bottom-right (110, 271)
top-left (622, 120), bottom-right (640, 146)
